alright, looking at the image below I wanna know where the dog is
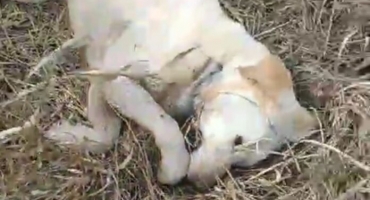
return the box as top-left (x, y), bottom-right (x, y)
top-left (16, 0), bottom-right (318, 187)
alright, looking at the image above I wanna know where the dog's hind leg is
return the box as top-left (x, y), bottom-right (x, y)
top-left (102, 76), bottom-right (190, 185)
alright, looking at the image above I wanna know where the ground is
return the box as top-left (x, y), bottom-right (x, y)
top-left (1, 0), bottom-right (370, 199)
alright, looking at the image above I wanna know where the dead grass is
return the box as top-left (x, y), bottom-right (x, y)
top-left (1, 0), bottom-right (370, 199)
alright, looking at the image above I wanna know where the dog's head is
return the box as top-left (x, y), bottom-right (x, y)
top-left (187, 54), bottom-right (318, 188)
top-left (235, 55), bottom-right (318, 142)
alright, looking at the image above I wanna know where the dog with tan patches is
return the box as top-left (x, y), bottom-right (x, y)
top-left (17, 0), bottom-right (318, 187)
top-left (187, 55), bottom-right (318, 188)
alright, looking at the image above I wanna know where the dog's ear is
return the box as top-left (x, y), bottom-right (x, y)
top-left (238, 55), bottom-right (293, 93)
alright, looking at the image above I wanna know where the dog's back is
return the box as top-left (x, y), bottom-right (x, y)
top-left (65, 0), bottom-right (217, 117)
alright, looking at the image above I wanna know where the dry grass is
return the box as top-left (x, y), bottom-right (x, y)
top-left (1, 0), bottom-right (370, 199)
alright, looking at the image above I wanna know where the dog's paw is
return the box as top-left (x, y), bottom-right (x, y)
top-left (156, 148), bottom-right (190, 185)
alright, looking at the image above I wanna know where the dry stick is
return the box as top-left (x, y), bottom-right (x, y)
top-left (245, 158), bottom-right (292, 183)
top-left (14, 0), bottom-right (46, 3)
top-left (301, 139), bottom-right (370, 172)
top-left (245, 154), bottom-right (317, 183)
top-left (2, 34), bottom-right (149, 108)
top-left (323, 0), bottom-right (336, 56)
top-left (245, 140), bottom-right (359, 183)
top-left (0, 109), bottom-right (40, 141)
top-left (26, 35), bottom-right (92, 79)
top-left (0, 124), bottom-right (34, 140)
top-left (0, 36), bottom-right (95, 137)
top-left (338, 28), bottom-right (358, 58)
top-left (254, 21), bottom-right (291, 39)
top-left (27, 20), bottom-right (131, 79)
top-left (67, 60), bottom-right (151, 82)
top-left (0, 78), bottom-right (56, 108)
top-left (1, 35), bottom-right (91, 108)
top-left (334, 178), bottom-right (369, 200)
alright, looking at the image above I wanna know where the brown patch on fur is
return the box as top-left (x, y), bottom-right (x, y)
top-left (200, 55), bottom-right (293, 115)
top-left (157, 50), bottom-right (210, 86)
top-left (155, 83), bottom-right (186, 113)
top-left (238, 55), bottom-right (293, 101)
top-left (79, 46), bottom-right (89, 69)
top-left (200, 81), bottom-right (276, 117)
top-left (200, 81), bottom-right (253, 102)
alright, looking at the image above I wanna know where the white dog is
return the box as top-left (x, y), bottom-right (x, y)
top-left (18, 0), bottom-right (318, 187)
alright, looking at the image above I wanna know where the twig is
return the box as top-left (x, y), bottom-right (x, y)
top-left (68, 60), bottom-right (150, 81)
top-left (301, 139), bottom-right (370, 171)
top-left (335, 178), bottom-right (369, 200)
top-left (323, 0), bottom-right (337, 56)
top-left (27, 20), bottom-right (131, 79)
top-left (245, 155), bottom-right (317, 182)
top-left (27, 34), bottom-right (92, 79)
top-left (254, 21), bottom-right (291, 39)
top-left (0, 78), bottom-right (56, 108)
top-left (338, 28), bottom-right (358, 58)
top-left (0, 109), bottom-right (40, 141)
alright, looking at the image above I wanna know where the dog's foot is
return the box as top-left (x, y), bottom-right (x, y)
top-left (157, 147), bottom-right (190, 185)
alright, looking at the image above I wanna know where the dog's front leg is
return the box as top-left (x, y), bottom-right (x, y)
top-left (45, 82), bottom-right (121, 153)
top-left (102, 76), bottom-right (190, 185)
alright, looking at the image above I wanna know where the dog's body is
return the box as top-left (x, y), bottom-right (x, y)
top-left (46, 0), bottom-right (230, 185)
top-left (45, 0), bottom-right (272, 185)
top-left (18, 0), bottom-right (318, 187)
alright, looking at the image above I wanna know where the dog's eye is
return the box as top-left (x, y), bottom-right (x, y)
top-left (233, 135), bottom-right (243, 146)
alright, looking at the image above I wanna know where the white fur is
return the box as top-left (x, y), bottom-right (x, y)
top-left (65, 0), bottom-right (270, 72)
top-left (47, 83), bottom-right (121, 153)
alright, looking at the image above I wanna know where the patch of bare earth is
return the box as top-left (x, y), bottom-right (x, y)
top-left (1, 0), bottom-right (370, 199)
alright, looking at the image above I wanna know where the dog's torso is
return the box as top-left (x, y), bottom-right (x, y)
top-left (68, 0), bottom-right (209, 69)
top-left (74, 6), bottom-right (216, 118)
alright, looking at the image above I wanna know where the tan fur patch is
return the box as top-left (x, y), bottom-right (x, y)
top-left (79, 46), bottom-right (89, 69)
top-left (238, 55), bottom-right (293, 101)
top-left (200, 55), bottom-right (293, 115)
top-left (200, 82), bottom-right (253, 102)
